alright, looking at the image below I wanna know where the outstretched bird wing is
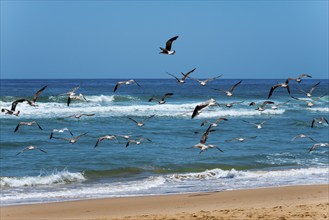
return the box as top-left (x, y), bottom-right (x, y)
top-left (165, 36), bottom-right (179, 51)
top-left (229, 80), bottom-right (242, 92)
top-left (32, 85), bottom-right (47, 103)
top-left (181, 68), bottom-right (196, 80)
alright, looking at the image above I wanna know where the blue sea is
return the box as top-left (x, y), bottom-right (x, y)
top-left (0, 78), bottom-right (328, 206)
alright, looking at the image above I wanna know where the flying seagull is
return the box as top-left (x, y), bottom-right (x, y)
top-left (297, 81), bottom-right (320, 98)
top-left (67, 94), bottom-right (88, 107)
top-left (291, 134), bottom-right (317, 142)
top-left (242, 117), bottom-right (271, 129)
top-left (67, 113), bottom-right (95, 119)
top-left (291, 94), bottom-right (326, 107)
top-left (127, 114), bottom-right (155, 127)
top-left (308, 143), bottom-right (329, 153)
top-left (12, 86), bottom-right (48, 108)
top-left (214, 80), bottom-right (242, 97)
top-left (271, 100), bottom-right (290, 110)
top-left (217, 101), bottom-right (244, 108)
top-left (16, 146), bottom-right (47, 156)
top-left (225, 136), bottom-right (257, 142)
top-left (113, 80), bottom-right (141, 92)
top-left (268, 78), bottom-right (294, 99)
top-left (188, 74), bottom-right (223, 86)
top-left (190, 143), bottom-right (223, 154)
top-left (62, 85), bottom-right (80, 97)
top-left (159, 35), bottom-right (179, 55)
top-left (166, 68), bottom-right (196, 84)
top-left (52, 132), bottom-right (88, 144)
top-left (125, 137), bottom-right (152, 147)
top-left (14, 121), bottom-right (43, 132)
top-left (200, 117), bottom-right (228, 127)
top-left (191, 98), bottom-right (218, 119)
top-left (249, 101), bottom-right (275, 111)
top-left (50, 128), bottom-right (74, 139)
top-left (294, 73), bottom-right (312, 83)
top-left (311, 117), bottom-right (329, 128)
top-left (149, 93), bottom-right (174, 104)
top-left (94, 135), bottom-right (118, 148)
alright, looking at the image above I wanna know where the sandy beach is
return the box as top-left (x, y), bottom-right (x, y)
top-left (1, 184), bottom-right (328, 220)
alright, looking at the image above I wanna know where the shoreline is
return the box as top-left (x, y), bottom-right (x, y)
top-left (1, 184), bottom-right (328, 220)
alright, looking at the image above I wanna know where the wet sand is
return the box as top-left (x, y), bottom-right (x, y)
top-left (1, 184), bottom-right (328, 220)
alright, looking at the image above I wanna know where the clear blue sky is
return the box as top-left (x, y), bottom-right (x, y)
top-left (1, 1), bottom-right (328, 79)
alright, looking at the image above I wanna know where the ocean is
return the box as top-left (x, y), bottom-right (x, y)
top-left (0, 78), bottom-right (328, 206)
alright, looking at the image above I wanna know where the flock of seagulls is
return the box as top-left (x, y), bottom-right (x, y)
top-left (1, 36), bottom-right (328, 156)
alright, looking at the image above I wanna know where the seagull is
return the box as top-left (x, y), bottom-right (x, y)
top-left (249, 101), bottom-right (275, 111)
top-left (159, 35), bottom-right (179, 55)
top-left (1, 108), bottom-right (20, 116)
top-left (271, 100), bottom-right (290, 110)
top-left (127, 114), bottom-right (155, 127)
top-left (62, 85), bottom-right (80, 96)
top-left (52, 132), bottom-right (88, 144)
top-left (308, 143), bottom-right (329, 153)
top-left (217, 101), bottom-right (244, 108)
top-left (10, 86), bottom-right (48, 108)
top-left (94, 135), bottom-right (118, 148)
top-left (166, 68), bottom-right (196, 84)
top-left (67, 113), bottom-right (95, 119)
top-left (16, 145), bottom-right (47, 156)
top-left (225, 136), bottom-right (257, 142)
top-left (125, 137), bottom-right (152, 147)
top-left (50, 128), bottom-right (73, 139)
top-left (190, 143), bottom-right (223, 154)
top-left (14, 121), bottom-right (43, 132)
top-left (214, 80), bottom-right (242, 97)
top-left (191, 98), bottom-right (218, 119)
top-left (297, 81), bottom-right (320, 98)
top-left (242, 117), bottom-right (271, 129)
top-left (188, 74), bottom-right (223, 86)
top-left (67, 94), bottom-right (88, 107)
top-left (294, 73), bottom-right (312, 83)
top-left (291, 134), bottom-right (317, 142)
top-left (268, 78), bottom-right (294, 99)
top-left (311, 117), bottom-right (329, 128)
top-left (113, 80), bottom-right (141, 92)
top-left (149, 93), bottom-right (174, 104)
top-left (200, 117), bottom-right (228, 127)
top-left (291, 94), bottom-right (326, 107)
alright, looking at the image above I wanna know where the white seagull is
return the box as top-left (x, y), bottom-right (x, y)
top-left (50, 128), bottom-right (74, 139)
top-left (294, 73), bottom-right (312, 83)
top-left (298, 81), bottom-right (320, 98)
top-left (291, 134), bottom-right (317, 142)
top-left (16, 145), bottom-right (47, 156)
top-left (189, 74), bottom-right (223, 86)
top-left (191, 98), bottom-right (218, 119)
top-left (311, 117), bottom-right (329, 128)
top-left (67, 94), bottom-right (88, 107)
top-left (225, 136), bottom-right (257, 142)
top-left (166, 68), bottom-right (196, 84)
top-left (113, 80), bottom-right (141, 92)
top-left (159, 36), bottom-right (179, 55)
top-left (14, 121), bottom-right (43, 132)
top-left (125, 137), bottom-right (152, 147)
top-left (127, 114), bottom-right (155, 127)
top-left (52, 132), bottom-right (88, 144)
top-left (67, 113), bottom-right (95, 119)
top-left (242, 117), bottom-right (271, 129)
top-left (94, 135), bottom-right (118, 148)
top-left (268, 78), bottom-right (294, 99)
top-left (308, 143), bottom-right (329, 153)
top-left (214, 80), bottom-right (242, 97)
top-left (149, 93), bottom-right (174, 104)
top-left (249, 101), bottom-right (275, 111)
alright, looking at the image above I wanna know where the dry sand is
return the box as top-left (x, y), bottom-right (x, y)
top-left (1, 184), bottom-right (328, 220)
